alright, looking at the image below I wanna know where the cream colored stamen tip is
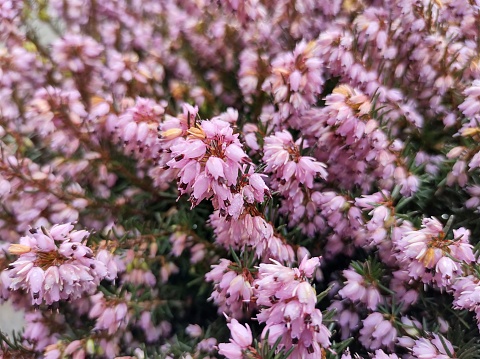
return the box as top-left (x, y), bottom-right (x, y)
top-left (8, 244), bottom-right (32, 255)
top-left (161, 127), bottom-right (183, 140)
top-left (461, 127), bottom-right (480, 137)
top-left (187, 126), bottom-right (206, 139)
top-left (333, 84), bottom-right (353, 97)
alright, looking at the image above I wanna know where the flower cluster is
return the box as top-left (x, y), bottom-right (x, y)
top-left (1, 0), bottom-right (480, 358)
top-left (254, 257), bottom-right (331, 358)
top-left (395, 217), bottom-right (475, 287)
top-left (4, 224), bottom-right (116, 306)
top-left (164, 117), bottom-right (251, 214)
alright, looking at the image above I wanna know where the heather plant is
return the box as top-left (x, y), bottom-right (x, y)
top-left (1, 0), bottom-right (480, 358)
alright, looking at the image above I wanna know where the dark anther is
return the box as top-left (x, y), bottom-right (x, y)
top-left (175, 154), bottom-right (184, 161)
top-left (269, 295), bottom-right (279, 304)
top-left (71, 244), bottom-right (78, 250)
top-left (29, 228), bottom-right (38, 234)
top-left (292, 337), bottom-right (299, 344)
top-left (84, 252), bottom-right (93, 259)
top-left (33, 292), bottom-right (39, 299)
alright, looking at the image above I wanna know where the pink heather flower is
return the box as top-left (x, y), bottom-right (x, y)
top-left (446, 160), bottom-right (468, 187)
top-left (254, 257), bottom-right (331, 358)
top-left (262, 130), bottom-right (327, 234)
top-left (451, 275), bottom-right (480, 330)
top-left (6, 224), bottom-right (116, 305)
top-left (411, 334), bottom-right (455, 359)
top-left (228, 318), bottom-right (253, 348)
top-left (353, 192), bottom-right (398, 249)
top-left (398, 316), bottom-right (422, 343)
top-left (22, 310), bottom-right (62, 351)
top-left (205, 258), bottom-right (254, 317)
top-left (136, 312), bottom-right (170, 343)
top-left (243, 123), bottom-right (260, 152)
top-left (338, 268), bottom-right (382, 310)
top-left (238, 48), bottom-right (261, 102)
top-left (415, 151), bottom-right (444, 176)
top-left (393, 166), bottom-right (420, 197)
top-left (359, 312), bottom-right (396, 350)
top-left (452, 275), bottom-right (480, 311)
top-left (186, 324), bottom-right (203, 338)
top-left (459, 79), bottom-right (480, 117)
top-left (122, 267), bottom-right (156, 287)
top-left (465, 185), bottom-right (480, 212)
top-left (25, 87), bottom-right (88, 155)
top-left (95, 249), bottom-right (118, 282)
top-left (209, 211), bottom-right (295, 262)
top-left (51, 33), bottom-right (103, 73)
top-left (396, 217), bottom-right (474, 286)
top-left (389, 270), bottom-right (419, 308)
top-left (197, 337), bottom-right (218, 353)
top-left (114, 97), bottom-right (166, 162)
top-left (328, 300), bottom-right (360, 340)
top-left (217, 342), bottom-right (243, 359)
top-left (218, 318), bottom-right (253, 359)
top-left (170, 232), bottom-right (188, 257)
top-left (89, 292), bottom-right (130, 335)
top-left (62, 340), bottom-right (86, 358)
top-left (263, 130), bottom-right (327, 185)
top-left (44, 344), bottom-right (62, 359)
top-left (165, 117), bottom-right (250, 214)
top-left (262, 40), bottom-right (324, 116)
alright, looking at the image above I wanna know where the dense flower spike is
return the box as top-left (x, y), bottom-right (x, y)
top-left (205, 258), bottom-right (254, 318)
top-left (254, 257), bottom-right (331, 358)
top-left (1, 0), bottom-right (480, 357)
top-left (5, 224), bottom-right (116, 305)
top-left (395, 217), bottom-right (475, 287)
top-left (164, 117), bottom-right (253, 215)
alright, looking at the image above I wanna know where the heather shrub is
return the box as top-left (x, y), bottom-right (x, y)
top-left (1, 0), bottom-right (480, 358)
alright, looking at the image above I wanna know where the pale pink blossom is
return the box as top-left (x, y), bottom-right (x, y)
top-left (6, 224), bottom-right (116, 305)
